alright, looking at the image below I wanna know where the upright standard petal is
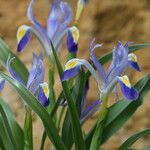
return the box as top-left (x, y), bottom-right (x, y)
top-left (17, 25), bottom-right (31, 52)
top-left (106, 42), bottom-right (129, 83)
top-left (67, 26), bottom-right (79, 53)
top-left (128, 53), bottom-right (141, 72)
top-left (89, 39), bottom-right (106, 82)
top-left (47, 0), bottom-right (72, 40)
top-left (38, 82), bottom-right (50, 107)
top-left (27, 53), bottom-right (45, 94)
top-left (0, 78), bottom-right (5, 91)
top-left (118, 75), bottom-right (139, 100)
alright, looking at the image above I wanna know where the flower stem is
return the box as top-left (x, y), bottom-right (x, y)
top-left (90, 94), bottom-right (108, 150)
top-left (24, 106), bottom-right (33, 150)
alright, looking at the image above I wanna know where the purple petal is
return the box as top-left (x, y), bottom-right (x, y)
top-left (38, 84), bottom-right (50, 107)
top-left (47, 0), bottom-right (72, 47)
top-left (67, 30), bottom-right (78, 53)
top-left (27, 53), bottom-right (45, 94)
top-left (27, 0), bottom-right (47, 37)
top-left (81, 80), bottom-right (89, 110)
top-left (89, 39), bottom-right (106, 82)
top-left (61, 66), bottom-right (80, 81)
top-left (0, 79), bottom-right (5, 91)
top-left (106, 42), bottom-right (129, 83)
top-left (7, 57), bottom-right (25, 85)
top-left (128, 61), bottom-right (141, 72)
top-left (80, 100), bottom-right (101, 123)
top-left (119, 80), bottom-right (139, 100)
top-left (17, 29), bottom-right (31, 52)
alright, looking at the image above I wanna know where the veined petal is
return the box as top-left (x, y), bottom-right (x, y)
top-left (128, 53), bottom-right (141, 72)
top-left (7, 56), bottom-right (25, 85)
top-left (80, 100), bottom-right (101, 124)
top-left (89, 39), bottom-right (106, 82)
top-left (47, 0), bottom-right (72, 40)
top-left (38, 82), bottom-right (50, 107)
top-left (27, 53), bottom-right (45, 94)
top-left (67, 26), bottom-right (79, 53)
top-left (106, 41), bottom-right (129, 83)
top-left (118, 75), bottom-right (139, 100)
top-left (27, 0), bottom-right (47, 36)
top-left (0, 78), bottom-right (5, 91)
top-left (17, 25), bottom-right (31, 52)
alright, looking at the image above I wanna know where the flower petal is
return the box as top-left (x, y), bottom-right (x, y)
top-left (106, 41), bottom-right (129, 83)
top-left (67, 26), bottom-right (79, 53)
top-left (0, 78), bottom-right (5, 91)
top-left (62, 58), bottom-right (101, 91)
top-left (128, 53), bottom-right (141, 72)
top-left (7, 56), bottom-right (25, 85)
top-left (89, 39), bottom-right (106, 82)
top-left (27, 0), bottom-right (46, 36)
top-left (61, 66), bottom-right (80, 81)
top-left (80, 100), bottom-right (101, 124)
top-left (47, 0), bottom-right (72, 40)
top-left (27, 53), bottom-right (45, 94)
top-left (17, 25), bottom-right (31, 52)
top-left (118, 76), bottom-right (139, 100)
top-left (38, 82), bottom-right (50, 107)
top-left (81, 80), bottom-right (89, 110)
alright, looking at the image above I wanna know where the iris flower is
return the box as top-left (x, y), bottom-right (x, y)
top-left (62, 40), bottom-right (140, 101)
top-left (17, 0), bottom-right (73, 57)
top-left (0, 53), bottom-right (49, 107)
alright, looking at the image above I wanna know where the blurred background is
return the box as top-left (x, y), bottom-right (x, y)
top-left (0, 0), bottom-right (150, 149)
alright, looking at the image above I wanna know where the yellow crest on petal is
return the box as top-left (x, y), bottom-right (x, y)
top-left (119, 75), bottom-right (131, 88)
top-left (65, 60), bottom-right (78, 70)
top-left (70, 26), bottom-right (79, 43)
top-left (40, 82), bottom-right (49, 98)
top-left (17, 25), bottom-right (29, 42)
top-left (128, 53), bottom-right (137, 62)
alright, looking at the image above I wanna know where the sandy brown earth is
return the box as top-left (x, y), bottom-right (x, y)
top-left (0, 0), bottom-right (150, 149)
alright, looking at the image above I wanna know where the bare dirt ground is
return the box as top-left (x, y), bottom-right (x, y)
top-left (0, 0), bottom-right (150, 149)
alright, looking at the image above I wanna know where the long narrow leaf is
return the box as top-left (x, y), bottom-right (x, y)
top-left (0, 98), bottom-right (24, 150)
top-left (119, 128), bottom-right (150, 150)
top-left (0, 103), bottom-right (19, 150)
top-left (0, 72), bottom-right (66, 150)
top-left (51, 42), bottom-right (86, 150)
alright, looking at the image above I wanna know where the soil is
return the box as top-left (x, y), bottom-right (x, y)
top-left (0, 0), bottom-right (150, 149)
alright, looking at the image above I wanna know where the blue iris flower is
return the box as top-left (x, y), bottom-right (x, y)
top-left (17, 0), bottom-right (72, 57)
top-left (62, 39), bottom-right (140, 101)
top-left (0, 53), bottom-right (49, 107)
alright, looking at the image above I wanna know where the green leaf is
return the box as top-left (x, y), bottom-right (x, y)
top-left (85, 74), bottom-right (150, 148)
top-left (0, 38), bottom-right (28, 83)
top-left (51, 42), bottom-right (86, 150)
top-left (0, 98), bottom-right (24, 150)
top-left (0, 72), bottom-right (66, 150)
top-left (0, 103), bottom-right (18, 150)
top-left (119, 128), bottom-right (150, 150)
